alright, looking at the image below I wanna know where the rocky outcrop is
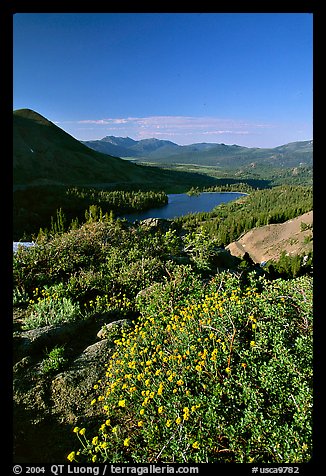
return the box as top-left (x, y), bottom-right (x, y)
top-left (226, 211), bottom-right (313, 264)
top-left (97, 318), bottom-right (132, 340)
top-left (51, 339), bottom-right (114, 423)
top-left (13, 315), bottom-right (133, 463)
top-left (139, 217), bottom-right (172, 232)
top-left (13, 319), bottom-right (90, 364)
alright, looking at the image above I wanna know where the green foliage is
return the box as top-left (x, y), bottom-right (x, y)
top-left (183, 230), bottom-right (221, 271)
top-left (13, 186), bottom-right (169, 241)
top-left (13, 286), bottom-right (29, 307)
top-left (14, 221), bottom-right (187, 326)
top-left (50, 208), bottom-right (67, 235)
top-left (40, 346), bottom-right (67, 375)
top-left (23, 285), bottom-right (81, 330)
top-left (264, 251), bottom-right (313, 279)
top-left (13, 186), bottom-right (313, 464)
top-left (300, 221), bottom-right (313, 232)
top-left (135, 263), bottom-right (205, 317)
top-left (177, 185), bottom-right (313, 246)
top-left (68, 272), bottom-right (312, 463)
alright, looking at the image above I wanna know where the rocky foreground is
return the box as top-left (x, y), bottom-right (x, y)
top-left (13, 311), bottom-right (132, 463)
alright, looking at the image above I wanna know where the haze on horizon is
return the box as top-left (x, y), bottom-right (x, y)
top-left (13, 13), bottom-right (313, 149)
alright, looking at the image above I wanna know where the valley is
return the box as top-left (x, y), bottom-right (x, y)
top-left (13, 108), bottom-right (313, 464)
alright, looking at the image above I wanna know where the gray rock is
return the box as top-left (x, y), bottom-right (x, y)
top-left (51, 339), bottom-right (114, 423)
top-left (139, 217), bottom-right (171, 232)
top-left (13, 319), bottom-right (89, 362)
top-left (97, 318), bottom-right (132, 339)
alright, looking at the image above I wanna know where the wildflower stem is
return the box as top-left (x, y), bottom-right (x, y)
top-left (227, 328), bottom-right (236, 369)
top-left (151, 430), bottom-right (177, 462)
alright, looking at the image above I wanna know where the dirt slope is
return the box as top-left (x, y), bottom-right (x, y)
top-left (226, 211), bottom-right (313, 264)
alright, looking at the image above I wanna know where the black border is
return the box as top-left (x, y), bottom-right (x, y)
top-left (4, 2), bottom-right (320, 474)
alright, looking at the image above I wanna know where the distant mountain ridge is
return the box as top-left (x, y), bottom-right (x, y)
top-left (82, 136), bottom-right (180, 159)
top-left (13, 109), bottom-right (177, 187)
top-left (13, 109), bottom-right (218, 189)
top-left (82, 136), bottom-right (313, 168)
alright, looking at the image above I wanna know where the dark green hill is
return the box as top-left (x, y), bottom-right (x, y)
top-left (13, 109), bottom-right (187, 187)
top-left (13, 109), bottom-right (223, 195)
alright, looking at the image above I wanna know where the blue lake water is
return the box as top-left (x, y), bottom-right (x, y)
top-left (13, 192), bottom-right (246, 251)
top-left (123, 191), bottom-right (246, 222)
top-left (13, 241), bottom-right (35, 252)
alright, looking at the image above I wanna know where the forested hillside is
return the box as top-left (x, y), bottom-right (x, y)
top-left (176, 185), bottom-right (313, 246)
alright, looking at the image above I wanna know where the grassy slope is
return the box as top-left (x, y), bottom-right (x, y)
top-left (13, 109), bottom-right (214, 189)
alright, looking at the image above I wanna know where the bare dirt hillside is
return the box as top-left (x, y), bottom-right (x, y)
top-left (226, 211), bottom-right (313, 264)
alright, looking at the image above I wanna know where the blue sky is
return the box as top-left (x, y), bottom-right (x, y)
top-left (13, 13), bottom-right (313, 147)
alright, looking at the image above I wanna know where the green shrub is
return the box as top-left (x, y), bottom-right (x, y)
top-left (68, 272), bottom-right (312, 463)
top-left (23, 286), bottom-right (81, 330)
top-left (40, 346), bottom-right (67, 375)
top-left (13, 286), bottom-right (29, 307)
top-left (135, 263), bottom-right (204, 317)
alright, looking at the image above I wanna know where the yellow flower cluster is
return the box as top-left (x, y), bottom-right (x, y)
top-left (69, 277), bottom-right (263, 462)
top-left (85, 292), bottom-right (132, 313)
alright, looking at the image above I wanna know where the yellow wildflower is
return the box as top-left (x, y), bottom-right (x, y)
top-left (67, 451), bottom-right (76, 462)
top-left (157, 383), bottom-right (164, 395)
top-left (123, 438), bottom-right (130, 447)
top-left (183, 407), bottom-right (190, 421)
top-left (118, 399), bottom-right (126, 407)
top-left (192, 441), bottom-right (200, 449)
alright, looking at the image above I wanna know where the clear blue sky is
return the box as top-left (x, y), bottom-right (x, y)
top-left (13, 13), bottom-right (313, 147)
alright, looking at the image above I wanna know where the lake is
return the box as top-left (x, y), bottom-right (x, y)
top-left (122, 191), bottom-right (246, 222)
top-left (13, 241), bottom-right (35, 253)
top-left (13, 192), bottom-right (246, 251)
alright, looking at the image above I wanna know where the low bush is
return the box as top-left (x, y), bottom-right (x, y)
top-left (40, 346), bottom-right (67, 375)
top-left (23, 285), bottom-right (81, 330)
